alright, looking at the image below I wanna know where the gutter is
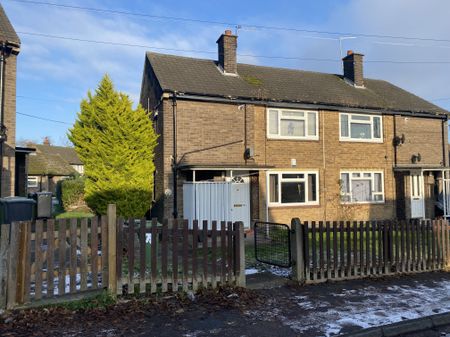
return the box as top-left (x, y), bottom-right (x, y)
top-left (166, 91), bottom-right (448, 120)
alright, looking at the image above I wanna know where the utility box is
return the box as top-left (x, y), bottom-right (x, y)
top-left (0, 197), bottom-right (36, 224)
top-left (33, 192), bottom-right (53, 219)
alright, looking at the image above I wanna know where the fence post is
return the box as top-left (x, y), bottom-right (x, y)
top-left (16, 222), bottom-right (29, 305)
top-left (234, 221), bottom-right (246, 287)
top-left (107, 204), bottom-right (117, 296)
top-left (6, 222), bottom-right (20, 309)
top-left (291, 218), bottom-right (305, 284)
top-left (0, 224), bottom-right (10, 309)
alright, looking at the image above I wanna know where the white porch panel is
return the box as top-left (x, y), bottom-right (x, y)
top-left (443, 170), bottom-right (450, 218)
top-left (183, 180), bottom-right (250, 229)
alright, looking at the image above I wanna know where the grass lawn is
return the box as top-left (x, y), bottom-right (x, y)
top-left (55, 211), bottom-right (95, 219)
top-left (53, 205), bottom-right (94, 219)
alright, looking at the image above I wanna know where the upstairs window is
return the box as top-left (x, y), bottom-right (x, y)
top-left (267, 109), bottom-right (318, 140)
top-left (268, 171), bottom-right (319, 206)
top-left (340, 113), bottom-right (382, 142)
top-left (340, 171), bottom-right (384, 203)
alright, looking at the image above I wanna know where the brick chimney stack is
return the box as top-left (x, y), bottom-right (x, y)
top-left (217, 30), bottom-right (237, 75)
top-left (343, 50), bottom-right (364, 87)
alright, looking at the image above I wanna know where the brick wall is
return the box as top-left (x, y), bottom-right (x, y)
top-left (155, 97), bottom-right (446, 223)
top-left (395, 115), bottom-right (447, 166)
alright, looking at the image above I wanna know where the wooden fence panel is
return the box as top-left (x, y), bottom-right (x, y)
top-left (34, 220), bottom-right (43, 300)
top-left (139, 218), bottom-right (146, 294)
top-left (182, 220), bottom-right (189, 291)
top-left (161, 219), bottom-right (168, 293)
top-left (0, 224), bottom-right (10, 308)
top-left (58, 219), bottom-right (66, 296)
top-left (150, 218), bottom-right (157, 293)
top-left (301, 219), bottom-right (450, 285)
top-left (80, 218), bottom-right (88, 291)
top-left (101, 216), bottom-right (108, 289)
top-left (91, 217), bottom-right (99, 290)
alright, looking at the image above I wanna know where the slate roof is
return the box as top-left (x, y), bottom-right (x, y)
top-left (146, 52), bottom-right (447, 116)
top-left (0, 4), bottom-right (20, 46)
top-left (28, 145), bottom-right (81, 176)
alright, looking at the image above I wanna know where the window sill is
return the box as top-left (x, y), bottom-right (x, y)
top-left (339, 138), bottom-right (383, 144)
top-left (269, 203), bottom-right (320, 208)
top-left (267, 136), bottom-right (319, 142)
top-left (340, 201), bottom-right (385, 205)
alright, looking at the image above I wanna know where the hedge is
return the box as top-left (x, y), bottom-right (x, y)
top-left (60, 176), bottom-right (85, 210)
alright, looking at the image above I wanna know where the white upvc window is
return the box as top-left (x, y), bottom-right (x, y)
top-left (339, 113), bottom-right (383, 142)
top-left (27, 176), bottom-right (38, 188)
top-left (268, 171), bottom-right (319, 206)
top-left (267, 108), bottom-right (318, 140)
top-left (340, 171), bottom-right (384, 204)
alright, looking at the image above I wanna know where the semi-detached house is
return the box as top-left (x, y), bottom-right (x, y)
top-left (140, 30), bottom-right (450, 228)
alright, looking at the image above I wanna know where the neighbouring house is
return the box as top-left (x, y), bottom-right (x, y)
top-left (27, 144), bottom-right (83, 194)
top-left (0, 5), bottom-right (34, 197)
top-left (140, 30), bottom-right (449, 227)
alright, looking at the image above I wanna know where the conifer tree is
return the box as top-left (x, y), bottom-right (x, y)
top-left (69, 75), bottom-right (158, 217)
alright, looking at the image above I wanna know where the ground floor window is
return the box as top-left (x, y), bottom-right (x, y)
top-left (27, 176), bottom-right (38, 188)
top-left (268, 171), bottom-right (319, 206)
top-left (340, 171), bottom-right (384, 203)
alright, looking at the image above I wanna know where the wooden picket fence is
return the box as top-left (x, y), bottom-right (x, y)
top-left (290, 219), bottom-right (450, 284)
top-left (116, 219), bottom-right (244, 295)
top-left (0, 205), bottom-right (245, 309)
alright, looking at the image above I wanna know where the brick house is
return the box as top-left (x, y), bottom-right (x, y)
top-left (0, 5), bottom-right (33, 198)
top-left (140, 30), bottom-right (449, 227)
top-left (27, 144), bottom-right (83, 194)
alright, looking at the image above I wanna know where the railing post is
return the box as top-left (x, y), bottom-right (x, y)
top-left (107, 204), bottom-right (117, 296)
top-left (234, 221), bottom-right (246, 287)
top-left (291, 218), bottom-right (305, 284)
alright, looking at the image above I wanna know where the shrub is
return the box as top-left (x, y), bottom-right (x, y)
top-left (60, 176), bottom-right (85, 210)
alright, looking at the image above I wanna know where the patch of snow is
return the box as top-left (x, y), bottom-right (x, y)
top-left (146, 233), bottom-right (152, 244)
top-left (245, 268), bottom-right (260, 275)
top-left (253, 279), bottom-right (450, 336)
top-left (267, 265), bottom-right (291, 277)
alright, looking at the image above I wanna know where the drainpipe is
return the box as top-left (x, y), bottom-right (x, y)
top-left (393, 115), bottom-right (398, 167)
top-left (172, 92), bottom-right (178, 218)
top-left (441, 117), bottom-right (447, 167)
top-left (0, 43), bottom-right (7, 198)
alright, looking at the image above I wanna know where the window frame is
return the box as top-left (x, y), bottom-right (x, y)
top-left (339, 113), bottom-right (383, 143)
top-left (27, 176), bottom-right (38, 188)
top-left (267, 170), bottom-right (320, 207)
top-left (267, 108), bottom-right (319, 141)
top-left (340, 170), bottom-right (385, 204)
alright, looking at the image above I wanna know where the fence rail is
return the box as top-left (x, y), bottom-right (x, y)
top-left (0, 204), bottom-right (245, 309)
top-left (290, 218), bottom-right (450, 284)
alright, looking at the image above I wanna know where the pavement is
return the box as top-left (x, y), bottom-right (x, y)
top-left (2, 270), bottom-right (450, 336)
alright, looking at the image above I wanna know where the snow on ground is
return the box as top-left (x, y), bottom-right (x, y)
top-left (261, 279), bottom-right (450, 337)
top-left (245, 268), bottom-right (259, 275)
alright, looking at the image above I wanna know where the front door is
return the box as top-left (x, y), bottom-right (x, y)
top-left (230, 176), bottom-right (250, 229)
top-left (410, 174), bottom-right (425, 218)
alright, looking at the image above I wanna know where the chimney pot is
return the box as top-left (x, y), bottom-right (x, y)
top-left (217, 29), bottom-right (238, 75)
top-left (347, 50), bottom-right (354, 56)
